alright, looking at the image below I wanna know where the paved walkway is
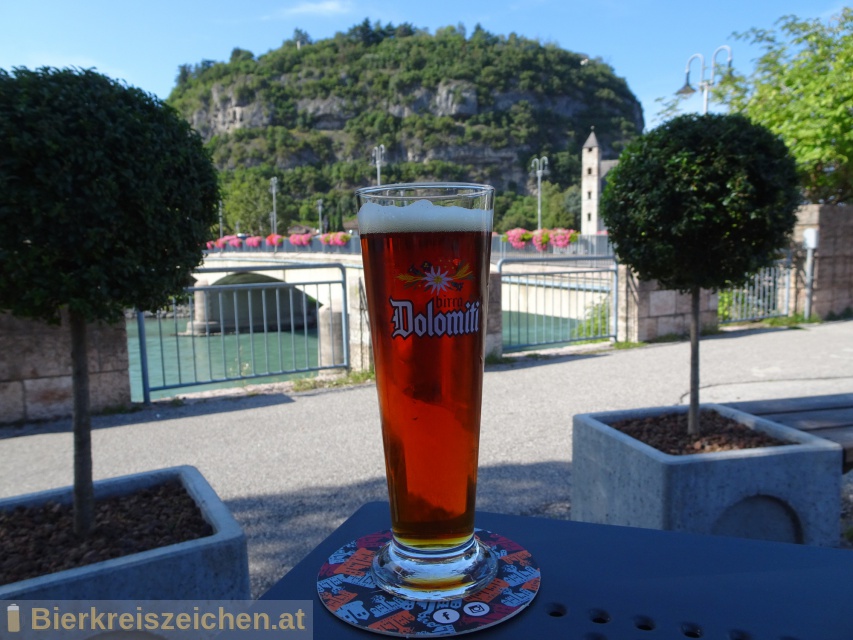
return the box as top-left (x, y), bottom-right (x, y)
top-left (1, 321), bottom-right (852, 596)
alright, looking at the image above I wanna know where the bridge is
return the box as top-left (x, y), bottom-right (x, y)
top-left (199, 250), bottom-right (363, 307)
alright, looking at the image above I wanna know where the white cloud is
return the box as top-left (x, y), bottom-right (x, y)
top-left (268, 1), bottom-right (353, 19)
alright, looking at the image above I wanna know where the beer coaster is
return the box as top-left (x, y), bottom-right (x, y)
top-left (317, 529), bottom-right (540, 637)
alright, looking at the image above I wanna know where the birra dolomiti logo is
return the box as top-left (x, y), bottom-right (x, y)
top-left (389, 258), bottom-right (481, 340)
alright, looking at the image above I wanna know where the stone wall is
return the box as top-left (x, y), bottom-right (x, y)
top-left (484, 272), bottom-right (503, 360)
top-left (0, 312), bottom-right (131, 424)
top-left (791, 204), bottom-right (853, 318)
top-left (614, 204), bottom-right (853, 340)
top-left (617, 265), bottom-right (718, 343)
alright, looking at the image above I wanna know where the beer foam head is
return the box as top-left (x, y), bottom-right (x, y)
top-left (358, 200), bottom-right (493, 234)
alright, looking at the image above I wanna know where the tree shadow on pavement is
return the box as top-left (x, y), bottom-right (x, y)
top-left (0, 392), bottom-right (295, 440)
top-left (226, 460), bottom-right (572, 598)
top-left (487, 352), bottom-right (604, 371)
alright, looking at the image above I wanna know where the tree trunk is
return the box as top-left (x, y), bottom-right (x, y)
top-left (69, 308), bottom-right (94, 537)
top-left (687, 285), bottom-right (701, 436)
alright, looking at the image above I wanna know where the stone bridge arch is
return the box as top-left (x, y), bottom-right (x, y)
top-left (191, 272), bottom-right (318, 334)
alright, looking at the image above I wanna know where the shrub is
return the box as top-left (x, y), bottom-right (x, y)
top-left (0, 67), bottom-right (219, 534)
top-left (601, 113), bottom-right (800, 434)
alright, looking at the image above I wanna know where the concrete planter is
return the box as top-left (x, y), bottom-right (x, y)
top-left (572, 404), bottom-right (842, 546)
top-left (0, 465), bottom-right (250, 599)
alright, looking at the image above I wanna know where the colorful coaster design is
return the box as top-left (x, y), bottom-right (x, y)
top-left (317, 529), bottom-right (540, 637)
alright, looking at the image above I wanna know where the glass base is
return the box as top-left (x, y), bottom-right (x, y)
top-left (371, 535), bottom-right (498, 601)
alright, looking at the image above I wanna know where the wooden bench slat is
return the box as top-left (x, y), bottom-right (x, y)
top-left (723, 394), bottom-right (853, 473)
top-left (725, 394), bottom-right (853, 416)
top-left (761, 408), bottom-right (853, 431)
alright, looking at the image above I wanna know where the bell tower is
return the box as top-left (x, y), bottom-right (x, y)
top-left (581, 128), bottom-right (602, 236)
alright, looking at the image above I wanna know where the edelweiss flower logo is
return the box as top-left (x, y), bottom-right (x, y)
top-left (396, 259), bottom-right (473, 292)
top-left (423, 266), bottom-right (451, 293)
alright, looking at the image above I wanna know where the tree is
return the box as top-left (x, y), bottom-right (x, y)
top-left (719, 9), bottom-right (853, 204)
top-left (0, 68), bottom-right (219, 536)
top-left (600, 114), bottom-right (800, 435)
top-left (542, 183), bottom-right (580, 230)
top-left (292, 29), bottom-right (312, 48)
top-left (229, 48), bottom-right (255, 63)
top-left (221, 170), bottom-right (278, 235)
top-left (175, 63), bottom-right (192, 87)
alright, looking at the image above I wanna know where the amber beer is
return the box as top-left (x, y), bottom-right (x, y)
top-left (362, 229), bottom-right (490, 547)
top-left (357, 183), bottom-right (497, 600)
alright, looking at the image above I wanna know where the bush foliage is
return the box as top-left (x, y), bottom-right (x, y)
top-left (0, 67), bottom-right (220, 323)
top-left (601, 113), bottom-right (801, 292)
top-left (719, 9), bottom-right (853, 204)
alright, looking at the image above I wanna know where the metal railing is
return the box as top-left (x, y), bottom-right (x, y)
top-left (497, 256), bottom-right (618, 352)
top-left (134, 264), bottom-right (349, 403)
top-left (718, 258), bottom-right (793, 324)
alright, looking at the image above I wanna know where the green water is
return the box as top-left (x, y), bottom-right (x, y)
top-left (126, 318), bottom-right (320, 402)
top-left (502, 310), bottom-right (608, 351)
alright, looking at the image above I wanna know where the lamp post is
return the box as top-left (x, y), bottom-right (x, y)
top-left (317, 199), bottom-right (324, 234)
top-left (218, 201), bottom-right (224, 239)
top-left (372, 144), bottom-right (385, 185)
top-left (803, 229), bottom-right (819, 320)
top-left (676, 45), bottom-right (733, 114)
top-left (531, 156), bottom-right (548, 231)
top-left (270, 177), bottom-right (278, 236)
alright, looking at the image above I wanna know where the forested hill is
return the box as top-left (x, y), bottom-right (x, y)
top-left (168, 20), bottom-right (644, 235)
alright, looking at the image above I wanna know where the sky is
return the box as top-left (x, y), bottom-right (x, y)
top-left (0, 0), bottom-right (846, 129)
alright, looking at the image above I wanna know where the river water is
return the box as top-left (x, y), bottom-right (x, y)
top-left (126, 317), bottom-right (320, 402)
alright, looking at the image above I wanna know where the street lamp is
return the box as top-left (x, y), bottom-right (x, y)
top-left (317, 199), bottom-right (324, 234)
top-left (372, 144), bottom-right (385, 185)
top-left (676, 45), bottom-right (733, 114)
top-left (531, 156), bottom-right (548, 231)
top-left (270, 177), bottom-right (279, 235)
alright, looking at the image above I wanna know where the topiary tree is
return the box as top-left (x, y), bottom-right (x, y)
top-left (600, 113), bottom-right (800, 435)
top-left (0, 67), bottom-right (219, 536)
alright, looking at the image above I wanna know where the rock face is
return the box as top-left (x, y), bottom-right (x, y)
top-left (296, 96), bottom-right (352, 130)
top-left (190, 83), bottom-right (271, 139)
top-left (193, 80), bottom-right (590, 140)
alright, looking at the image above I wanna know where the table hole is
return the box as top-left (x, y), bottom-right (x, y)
top-left (728, 631), bottom-right (752, 640)
top-left (583, 634), bottom-right (607, 640)
top-left (634, 615), bottom-right (656, 631)
top-left (545, 602), bottom-right (567, 617)
top-left (682, 622), bottom-right (703, 638)
top-left (589, 609), bottom-right (611, 624)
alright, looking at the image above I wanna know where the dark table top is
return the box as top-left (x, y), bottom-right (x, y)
top-left (261, 502), bottom-right (853, 639)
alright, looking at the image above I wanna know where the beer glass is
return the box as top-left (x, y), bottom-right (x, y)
top-left (356, 183), bottom-right (498, 601)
